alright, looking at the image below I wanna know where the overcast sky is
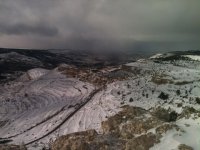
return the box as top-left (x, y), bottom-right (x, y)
top-left (0, 0), bottom-right (200, 51)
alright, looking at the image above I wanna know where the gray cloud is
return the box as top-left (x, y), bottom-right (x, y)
top-left (0, 23), bottom-right (58, 36)
top-left (0, 0), bottom-right (200, 51)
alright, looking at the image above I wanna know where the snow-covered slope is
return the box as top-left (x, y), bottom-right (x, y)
top-left (182, 55), bottom-right (200, 61)
top-left (1, 53), bottom-right (200, 150)
top-left (0, 68), bottom-right (95, 147)
top-left (0, 52), bottom-right (43, 66)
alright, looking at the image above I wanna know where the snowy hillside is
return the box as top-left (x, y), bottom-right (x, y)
top-left (0, 51), bottom-right (200, 150)
top-left (0, 68), bottom-right (95, 148)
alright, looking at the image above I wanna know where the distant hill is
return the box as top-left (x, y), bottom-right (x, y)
top-left (0, 48), bottom-right (146, 83)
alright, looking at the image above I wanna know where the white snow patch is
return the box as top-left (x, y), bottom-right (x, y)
top-left (150, 53), bottom-right (163, 59)
top-left (182, 55), bottom-right (200, 61)
top-left (151, 118), bottom-right (200, 150)
top-left (27, 68), bottom-right (49, 80)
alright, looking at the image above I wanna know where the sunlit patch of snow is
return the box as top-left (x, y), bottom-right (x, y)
top-left (26, 68), bottom-right (49, 80)
top-left (150, 53), bottom-right (163, 59)
top-left (0, 52), bottom-right (43, 65)
top-left (0, 69), bottom-right (95, 146)
top-left (151, 117), bottom-right (200, 150)
top-left (182, 55), bottom-right (200, 61)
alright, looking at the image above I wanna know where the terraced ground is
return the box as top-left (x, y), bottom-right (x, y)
top-left (0, 68), bottom-right (95, 146)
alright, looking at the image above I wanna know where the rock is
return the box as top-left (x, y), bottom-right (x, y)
top-left (125, 133), bottom-right (159, 150)
top-left (152, 107), bottom-right (178, 122)
top-left (178, 144), bottom-right (193, 150)
top-left (156, 124), bottom-right (179, 134)
top-left (52, 106), bottom-right (193, 150)
top-left (101, 105), bottom-right (165, 144)
top-left (89, 135), bottom-right (126, 150)
top-left (0, 144), bottom-right (27, 150)
top-left (51, 130), bottom-right (97, 150)
top-left (120, 117), bottom-right (162, 137)
top-left (52, 106), bottom-right (164, 150)
top-left (51, 129), bottom-right (126, 150)
top-left (179, 106), bottom-right (200, 119)
top-left (101, 106), bottom-right (147, 134)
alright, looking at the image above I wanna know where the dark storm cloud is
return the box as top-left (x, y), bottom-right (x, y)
top-left (0, 0), bottom-right (200, 51)
top-left (0, 23), bottom-right (58, 36)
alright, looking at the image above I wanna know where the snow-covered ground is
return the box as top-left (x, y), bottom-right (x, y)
top-left (0, 68), bottom-right (95, 148)
top-left (150, 53), bottom-right (163, 59)
top-left (1, 54), bottom-right (200, 149)
top-left (182, 55), bottom-right (200, 61)
top-left (0, 52), bottom-right (43, 66)
top-left (150, 117), bottom-right (200, 150)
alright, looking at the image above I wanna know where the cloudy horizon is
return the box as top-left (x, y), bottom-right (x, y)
top-left (0, 0), bottom-right (200, 52)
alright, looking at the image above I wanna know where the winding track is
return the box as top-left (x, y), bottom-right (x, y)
top-left (0, 69), bottom-right (96, 145)
top-left (6, 105), bottom-right (66, 139)
top-left (25, 86), bottom-right (104, 146)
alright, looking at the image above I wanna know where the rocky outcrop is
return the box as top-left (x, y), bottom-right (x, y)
top-left (125, 133), bottom-right (159, 150)
top-left (51, 129), bottom-right (126, 150)
top-left (101, 106), bottom-right (163, 138)
top-left (51, 106), bottom-right (181, 150)
top-left (0, 144), bottom-right (26, 150)
top-left (178, 144), bottom-right (193, 150)
top-left (51, 105), bottom-right (199, 150)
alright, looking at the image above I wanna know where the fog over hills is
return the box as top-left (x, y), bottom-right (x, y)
top-left (0, 48), bottom-right (149, 83)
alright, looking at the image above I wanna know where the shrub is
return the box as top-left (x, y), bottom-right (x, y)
top-left (158, 92), bottom-right (169, 100)
top-left (196, 97), bottom-right (200, 104)
top-left (129, 98), bottom-right (133, 102)
top-left (153, 107), bottom-right (178, 122)
top-left (176, 90), bottom-right (181, 96)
